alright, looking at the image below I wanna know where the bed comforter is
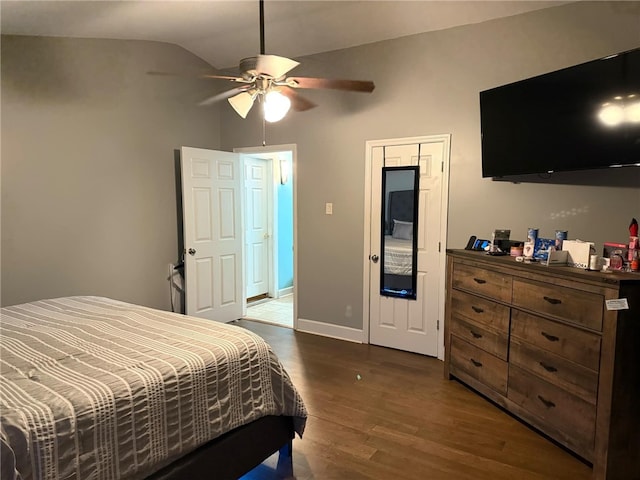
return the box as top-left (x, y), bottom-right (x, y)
top-left (0, 296), bottom-right (307, 480)
top-left (384, 235), bottom-right (413, 275)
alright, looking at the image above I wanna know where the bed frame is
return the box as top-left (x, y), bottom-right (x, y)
top-left (148, 415), bottom-right (295, 480)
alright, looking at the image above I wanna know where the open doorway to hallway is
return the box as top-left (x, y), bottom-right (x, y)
top-left (237, 145), bottom-right (296, 330)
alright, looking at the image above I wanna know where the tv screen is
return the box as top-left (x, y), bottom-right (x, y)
top-left (480, 48), bottom-right (640, 178)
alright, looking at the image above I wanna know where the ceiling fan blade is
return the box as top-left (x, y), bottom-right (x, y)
top-left (279, 87), bottom-right (317, 112)
top-left (147, 70), bottom-right (244, 82)
top-left (198, 87), bottom-right (250, 107)
top-left (199, 73), bottom-right (247, 82)
top-left (228, 90), bottom-right (258, 119)
top-left (286, 77), bottom-right (375, 93)
top-left (250, 54), bottom-right (299, 78)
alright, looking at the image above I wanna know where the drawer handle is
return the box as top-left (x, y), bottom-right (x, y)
top-left (543, 296), bottom-right (562, 305)
top-left (539, 361), bottom-right (558, 373)
top-left (471, 306), bottom-right (484, 314)
top-left (470, 358), bottom-right (483, 368)
top-left (541, 331), bottom-right (560, 342)
top-left (537, 395), bottom-right (556, 409)
top-left (473, 278), bottom-right (487, 284)
top-left (470, 330), bottom-right (483, 339)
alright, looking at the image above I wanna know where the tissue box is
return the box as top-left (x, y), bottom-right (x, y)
top-left (546, 249), bottom-right (568, 266)
top-left (562, 240), bottom-right (595, 268)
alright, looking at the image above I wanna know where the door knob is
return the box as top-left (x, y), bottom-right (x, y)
top-left (188, 248), bottom-right (196, 256)
top-left (370, 254), bottom-right (379, 263)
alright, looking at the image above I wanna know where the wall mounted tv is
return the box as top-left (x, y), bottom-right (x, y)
top-left (480, 48), bottom-right (640, 178)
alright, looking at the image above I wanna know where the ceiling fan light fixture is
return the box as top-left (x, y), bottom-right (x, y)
top-left (148, 0), bottom-right (374, 125)
top-left (263, 90), bottom-right (291, 123)
top-left (228, 90), bottom-right (258, 118)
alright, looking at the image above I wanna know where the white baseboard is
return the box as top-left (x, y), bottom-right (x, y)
top-left (278, 287), bottom-right (293, 298)
top-left (296, 318), bottom-right (363, 343)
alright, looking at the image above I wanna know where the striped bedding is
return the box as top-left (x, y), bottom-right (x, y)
top-left (384, 235), bottom-right (413, 275)
top-left (0, 296), bottom-right (307, 480)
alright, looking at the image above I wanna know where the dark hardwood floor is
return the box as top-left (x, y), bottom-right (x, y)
top-left (236, 319), bottom-right (591, 480)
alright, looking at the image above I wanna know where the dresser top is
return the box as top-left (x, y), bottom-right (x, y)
top-left (447, 249), bottom-right (640, 288)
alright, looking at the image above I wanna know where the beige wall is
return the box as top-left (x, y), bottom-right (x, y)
top-left (220, 1), bottom-right (640, 329)
top-left (1, 36), bottom-right (222, 308)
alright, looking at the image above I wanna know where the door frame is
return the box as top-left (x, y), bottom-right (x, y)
top-left (234, 144), bottom-right (298, 329)
top-left (362, 135), bottom-right (451, 360)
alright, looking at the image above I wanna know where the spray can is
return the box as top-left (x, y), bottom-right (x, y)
top-left (555, 230), bottom-right (568, 250)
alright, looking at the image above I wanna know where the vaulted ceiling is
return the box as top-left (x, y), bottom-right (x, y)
top-left (1, 1), bottom-right (568, 69)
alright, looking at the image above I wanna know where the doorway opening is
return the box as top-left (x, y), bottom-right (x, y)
top-left (236, 145), bottom-right (296, 329)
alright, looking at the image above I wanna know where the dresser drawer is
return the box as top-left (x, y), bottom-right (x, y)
top-left (510, 337), bottom-right (598, 404)
top-left (451, 315), bottom-right (508, 360)
top-left (452, 263), bottom-right (512, 303)
top-left (510, 309), bottom-right (601, 371)
top-left (450, 289), bottom-right (510, 333)
top-left (450, 336), bottom-right (508, 395)
top-left (512, 278), bottom-right (603, 331)
top-left (508, 365), bottom-right (595, 454)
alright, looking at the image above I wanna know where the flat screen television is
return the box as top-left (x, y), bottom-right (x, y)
top-left (480, 48), bottom-right (640, 178)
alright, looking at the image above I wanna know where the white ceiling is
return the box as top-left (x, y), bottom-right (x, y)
top-left (1, 1), bottom-right (568, 70)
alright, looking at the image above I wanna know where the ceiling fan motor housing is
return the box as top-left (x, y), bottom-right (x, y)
top-left (240, 57), bottom-right (261, 77)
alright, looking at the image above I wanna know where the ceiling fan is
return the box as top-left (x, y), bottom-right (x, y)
top-left (149, 0), bottom-right (375, 122)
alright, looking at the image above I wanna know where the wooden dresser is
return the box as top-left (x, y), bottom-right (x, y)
top-left (444, 250), bottom-right (640, 480)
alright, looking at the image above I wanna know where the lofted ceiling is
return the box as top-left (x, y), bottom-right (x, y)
top-left (1, 1), bottom-right (569, 70)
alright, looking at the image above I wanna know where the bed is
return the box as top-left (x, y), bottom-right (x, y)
top-left (0, 296), bottom-right (307, 480)
top-left (383, 189), bottom-right (416, 293)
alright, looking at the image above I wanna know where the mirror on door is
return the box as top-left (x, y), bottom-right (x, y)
top-left (380, 166), bottom-right (419, 299)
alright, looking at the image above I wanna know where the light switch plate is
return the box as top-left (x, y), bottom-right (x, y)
top-left (325, 203), bottom-right (333, 215)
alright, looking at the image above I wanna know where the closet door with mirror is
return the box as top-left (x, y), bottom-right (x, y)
top-left (367, 138), bottom-right (448, 357)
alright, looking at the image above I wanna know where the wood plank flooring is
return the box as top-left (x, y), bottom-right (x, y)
top-left (236, 320), bottom-right (592, 480)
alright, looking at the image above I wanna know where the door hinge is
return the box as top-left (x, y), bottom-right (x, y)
top-left (438, 241), bottom-right (441, 252)
top-left (437, 320), bottom-right (440, 330)
top-left (441, 161), bottom-right (444, 173)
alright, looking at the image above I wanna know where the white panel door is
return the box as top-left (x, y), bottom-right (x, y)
top-left (181, 146), bottom-right (243, 322)
top-left (369, 139), bottom-right (447, 356)
top-left (244, 157), bottom-right (271, 299)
